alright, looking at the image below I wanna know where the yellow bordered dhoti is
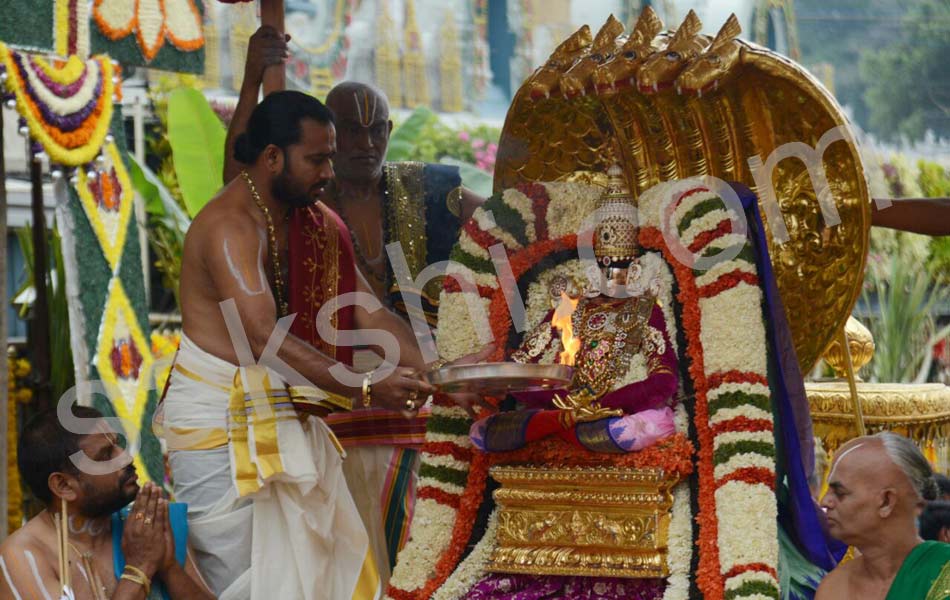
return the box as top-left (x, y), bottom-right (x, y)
top-left (160, 333), bottom-right (379, 600)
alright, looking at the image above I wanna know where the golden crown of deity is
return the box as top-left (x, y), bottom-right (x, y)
top-left (593, 161), bottom-right (638, 268)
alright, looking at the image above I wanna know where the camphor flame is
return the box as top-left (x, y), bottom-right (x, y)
top-left (552, 292), bottom-right (581, 366)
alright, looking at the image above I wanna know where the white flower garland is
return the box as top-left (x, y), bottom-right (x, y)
top-left (715, 481), bottom-right (779, 573)
top-left (436, 291), bottom-right (492, 361)
top-left (501, 188), bottom-right (537, 243)
top-left (542, 182), bottom-right (600, 239)
top-left (694, 257), bottom-right (757, 289)
top-left (164, 0), bottom-right (204, 44)
top-left (680, 208), bottom-right (734, 249)
top-left (430, 510), bottom-right (500, 600)
top-left (388, 498), bottom-right (459, 592)
top-left (699, 284), bottom-right (768, 375)
top-left (663, 480), bottom-right (692, 600)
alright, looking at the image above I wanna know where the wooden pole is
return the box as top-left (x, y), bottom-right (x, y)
top-left (260, 0), bottom-right (286, 95)
top-left (0, 105), bottom-right (10, 537)
top-left (29, 149), bottom-right (51, 411)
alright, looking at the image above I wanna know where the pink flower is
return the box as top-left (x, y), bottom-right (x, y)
top-left (472, 138), bottom-right (486, 150)
top-left (458, 131), bottom-right (470, 142)
top-left (487, 143), bottom-right (498, 154)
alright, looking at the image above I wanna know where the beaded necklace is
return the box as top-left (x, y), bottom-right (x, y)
top-left (240, 170), bottom-right (289, 316)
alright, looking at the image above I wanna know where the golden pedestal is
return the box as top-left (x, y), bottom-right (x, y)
top-left (487, 465), bottom-right (680, 578)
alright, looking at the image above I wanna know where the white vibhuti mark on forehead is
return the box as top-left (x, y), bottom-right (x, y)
top-left (223, 237), bottom-right (268, 296)
top-left (828, 442), bottom-right (865, 483)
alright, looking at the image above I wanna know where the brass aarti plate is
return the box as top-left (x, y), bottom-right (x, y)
top-left (423, 363), bottom-right (573, 394)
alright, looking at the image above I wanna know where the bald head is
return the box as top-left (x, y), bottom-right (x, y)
top-left (822, 433), bottom-right (935, 547)
top-left (325, 82), bottom-right (392, 181)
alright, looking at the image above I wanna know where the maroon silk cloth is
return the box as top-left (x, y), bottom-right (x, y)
top-left (287, 202), bottom-right (357, 367)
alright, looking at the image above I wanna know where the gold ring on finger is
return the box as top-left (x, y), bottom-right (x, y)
top-left (133, 512), bottom-right (145, 521)
top-left (405, 399), bottom-right (416, 411)
top-left (143, 516), bottom-right (153, 525)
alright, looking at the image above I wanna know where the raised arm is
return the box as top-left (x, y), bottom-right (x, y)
top-left (223, 27), bottom-right (290, 184)
top-left (871, 197), bottom-right (950, 236)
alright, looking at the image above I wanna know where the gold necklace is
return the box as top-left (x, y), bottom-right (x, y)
top-left (241, 170), bottom-right (289, 316)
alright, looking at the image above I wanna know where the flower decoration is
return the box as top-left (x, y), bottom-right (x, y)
top-left (391, 181), bottom-right (781, 600)
top-left (0, 43), bottom-right (116, 167)
top-left (93, 0), bottom-right (204, 62)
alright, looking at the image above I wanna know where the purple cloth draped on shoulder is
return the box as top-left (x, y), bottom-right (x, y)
top-left (731, 182), bottom-right (846, 570)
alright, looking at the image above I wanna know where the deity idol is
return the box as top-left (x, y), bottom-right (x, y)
top-left (470, 164), bottom-right (679, 455)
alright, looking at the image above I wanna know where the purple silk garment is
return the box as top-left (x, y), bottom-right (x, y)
top-left (467, 574), bottom-right (665, 600)
top-left (731, 182), bottom-right (846, 570)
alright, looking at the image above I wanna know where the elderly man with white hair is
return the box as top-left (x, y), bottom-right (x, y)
top-left (817, 431), bottom-right (950, 599)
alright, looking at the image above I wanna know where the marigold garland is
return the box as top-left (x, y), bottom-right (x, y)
top-left (642, 225), bottom-right (724, 600)
top-left (0, 43), bottom-right (115, 166)
top-left (394, 182), bottom-right (781, 600)
top-left (6, 353), bottom-right (30, 534)
top-left (93, 0), bottom-right (204, 62)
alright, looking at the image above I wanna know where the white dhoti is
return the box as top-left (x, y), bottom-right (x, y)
top-left (161, 334), bottom-right (377, 600)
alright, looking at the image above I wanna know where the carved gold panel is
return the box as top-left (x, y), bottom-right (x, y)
top-left (487, 465), bottom-right (680, 578)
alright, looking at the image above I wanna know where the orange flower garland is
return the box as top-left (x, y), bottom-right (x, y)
top-left (642, 225), bottom-right (724, 600)
top-left (0, 43), bottom-right (115, 166)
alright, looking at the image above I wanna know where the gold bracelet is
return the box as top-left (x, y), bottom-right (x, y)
top-left (123, 565), bottom-right (149, 581)
top-left (120, 570), bottom-right (151, 597)
top-left (428, 358), bottom-right (448, 372)
top-left (361, 372), bottom-right (373, 408)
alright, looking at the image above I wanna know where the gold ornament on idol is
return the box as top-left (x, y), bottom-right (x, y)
top-left (241, 170), bottom-right (289, 316)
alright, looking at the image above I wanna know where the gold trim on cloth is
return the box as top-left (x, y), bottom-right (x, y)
top-left (488, 465), bottom-right (680, 578)
top-left (351, 549), bottom-right (381, 600)
top-left (164, 366), bottom-right (346, 497)
top-left (386, 162), bottom-right (442, 301)
top-left (446, 185), bottom-right (464, 219)
top-left (174, 363), bottom-right (231, 392)
top-left (926, 561), bottom-right (950, 600)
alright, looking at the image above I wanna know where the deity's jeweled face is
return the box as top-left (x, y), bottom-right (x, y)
top-left (271, 119), bottom-right (336, 208)
top-left (325, 86), bottom-right (392, 182)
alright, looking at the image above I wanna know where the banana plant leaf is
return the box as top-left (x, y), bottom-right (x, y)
top-left (167, 88), bottom-right (226, 218)
top-left (14, 226), bottom-right (75, 401)
top-left (127, 152), bottom-right (191, 229)
top-left (438, 157), bottom-right (494, 198)
top-left (386, 106), bottom-right (437, 162)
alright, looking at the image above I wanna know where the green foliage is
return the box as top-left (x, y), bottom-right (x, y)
top-left (14, 227), bottom-right (75, 402)
top-left (859, 0), bottom-right (950, 141)
top-left (796, 0), bottom-right (905, 134)
top-left (127, 154), bottom-right (191, 312)
top-left (862, 251), bottom-right (950, 383)
top-left (386, 107), bottom-right (501, 194)
top-left (166, 88), bottom-right (227, 218)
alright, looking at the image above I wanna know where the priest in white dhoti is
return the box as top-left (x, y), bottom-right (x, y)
top-left (161, 91), bottom-right (474, 599)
